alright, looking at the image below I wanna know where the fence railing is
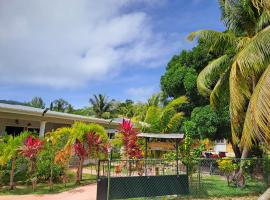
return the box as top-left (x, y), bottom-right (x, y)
top-left (98, 159), bottom-right (187, 178)
top-left (98, 157), bottom-right (269, 199)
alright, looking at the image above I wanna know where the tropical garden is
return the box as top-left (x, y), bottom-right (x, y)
top-left (1, 0), bottom-right (270, 198)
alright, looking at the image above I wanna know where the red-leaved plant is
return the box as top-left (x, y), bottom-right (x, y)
top-left (119, 119), bottom-right (143, 159)
top-left (74, 139), bottom-right (86, 184)
top-left (20, 136), bottom-right (45, 175)
top-left (86, 132), bottom-right (109, 159)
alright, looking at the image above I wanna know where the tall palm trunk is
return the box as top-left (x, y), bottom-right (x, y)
top-left (9, 158), bottom-right (16, 190)
top-left (234, 145), bottom-right (249, 185)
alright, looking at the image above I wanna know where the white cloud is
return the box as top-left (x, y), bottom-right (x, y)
top-left (0, 0), bottom-right (177, 88)
top-left (126, 86), bottom-right (156, 101)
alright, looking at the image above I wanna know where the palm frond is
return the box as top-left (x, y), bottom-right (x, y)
top-left (160, 107), bottom-right (177, 133)
top-left (210, 67), bottom-right (230, 109)
top-left (164, 112), bottom-right (185, 133)
top-left (240, 64), bottom-right (270, 149)
top-left (166, 96), bottom-right (188, 110)
top-left (188, 30), bottom-right (238, 54)
top-left (237, 36), bottom-right (252, 51)
top-left (256, 10), bottom-right (270, 32)
top-left (197, 55), bottom-right (230, 96)
top-left (229, 26), bottom-right (270, 144)
top-left (229, 62), bottom-right (251, 144)
top-left (252, 0), bottom-right (270, 15)
top-left (220, 0), bottom-right (257, 35)
top-left (234, 26), bottom-right (270, 79)
top-left (144, 106), bottom-right (161, 132)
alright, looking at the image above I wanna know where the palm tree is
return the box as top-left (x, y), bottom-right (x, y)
top-left (143, 96), bottom-right (188, 133)
top-left (0, 132), bottom-right (29, 189)
top-left (147, 92), bottom-right (168, 107)
top-left (188, 0), bottom-right (270, 160)
top-left (50, 98), bottom-right (70, 112)
top-left (116, 99), bottom-right (135, 118)
top-left (89, 94), bottom-right (112, 118)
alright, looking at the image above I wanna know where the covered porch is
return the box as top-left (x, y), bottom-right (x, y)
top-left (0, 103), bottom-right (119, 137)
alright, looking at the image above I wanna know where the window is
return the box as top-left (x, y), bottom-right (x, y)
top-left (5, 126), bottom-right (24, 137)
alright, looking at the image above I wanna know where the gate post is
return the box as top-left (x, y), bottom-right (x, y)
top-left (107, 159), bottom-right (111, 200)
top-left (264, 155), bottom-right (269, 187)
top-left (176, 139), bottom-right (179, 175)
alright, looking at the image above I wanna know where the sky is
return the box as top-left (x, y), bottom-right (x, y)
top-left (0, 0), bottom-right (225, 108)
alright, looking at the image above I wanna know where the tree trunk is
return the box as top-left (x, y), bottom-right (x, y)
top-left (239, 145), bottom-right (249, 174)
top-left (30, 160), bottom-right (35, 175)
top-left (232, 144), bottom-right (242, 158)
top-left (9, 158), bottom-right (16, 190)
top-left (233, 145), bottom-right (248, 187)
top-left (49, 161), bottom-right (53, 190)
top-left (258, 187), bottom-right (270, 200)
top-left (76, 157), bottom-right (84, 184)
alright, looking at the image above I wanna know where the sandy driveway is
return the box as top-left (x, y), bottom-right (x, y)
top-left (0, 184), bottom-right (97, 200)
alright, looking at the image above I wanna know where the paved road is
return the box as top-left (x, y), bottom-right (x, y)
top-left (0, 184), bottom-right (97, 200)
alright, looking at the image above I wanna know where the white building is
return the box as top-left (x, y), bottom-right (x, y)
top-left (0, 103), bottom-right (119, 137)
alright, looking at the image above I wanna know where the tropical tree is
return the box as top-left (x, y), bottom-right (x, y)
top-left (188, 0), bottom-right (270, 160)
top-left (116, 99), bottom-right (134, 118)
top-left (28, 97), bottom-right (45, 109)
top-left (143, 96), bottom-right (188, 133)
top-left (0, 132), bottom-right (29, 189)
top-left (160, 40), bottom-right (214, 109)
top-left (46, 127), bottom-right (72, 187)
top-left (89, 94), bottom-right (112, 118)
top-left (50, 98), bottom-right (71, 112)
top-left (65, 122), bottom-right (109, 184)
top-left (183, 105), bottom-right (230, 140)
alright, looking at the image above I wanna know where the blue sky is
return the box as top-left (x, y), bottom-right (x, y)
top-left (0, 0), bottom-right (224, 108)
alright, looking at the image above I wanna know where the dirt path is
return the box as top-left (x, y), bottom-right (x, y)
top-left (0, 184), bottom-right (97, 200)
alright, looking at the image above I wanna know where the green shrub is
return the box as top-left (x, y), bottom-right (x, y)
top-left (217, 159), bottom-right (238, 186)
top-left (36, 148), bottom-right (64, 183)
top-left (0, 157), bottom-right (29, 185)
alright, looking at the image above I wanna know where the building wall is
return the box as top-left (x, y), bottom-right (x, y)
top-left (214, 139), bottom-right (226, 153)
top-left (214, 144), bottom-right (227, 153)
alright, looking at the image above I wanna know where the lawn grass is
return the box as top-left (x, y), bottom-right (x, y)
top-left (189, 175), bottom-right (265, 198)
top-left (0, 171), bottom-right (97, 195)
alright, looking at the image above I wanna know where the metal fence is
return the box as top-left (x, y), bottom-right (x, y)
top-left (192, 158), bottom-right (268, 198)
top-left (97, 157), bottom-right (269, 199)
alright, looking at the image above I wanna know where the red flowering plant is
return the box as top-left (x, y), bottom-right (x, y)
top-left (119, 119), bottom-right (143, 159)
top-left (20, 136), bottom-right (45, 175)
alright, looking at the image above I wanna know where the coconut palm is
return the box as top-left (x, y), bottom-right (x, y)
top-left (50, 98), bottom-right (71, 112)
top-left (188, 0), bottom-right (270, 160)
top-left (0, 132), bottom-right (29, 189)
top-left (89, 94), bottom-right (112, 118)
